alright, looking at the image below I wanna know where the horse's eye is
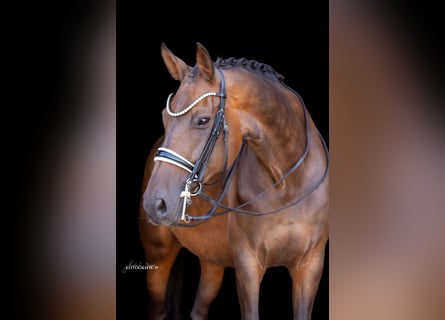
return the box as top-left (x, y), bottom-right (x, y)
top-left (196, 117), bottom-right (210, 127)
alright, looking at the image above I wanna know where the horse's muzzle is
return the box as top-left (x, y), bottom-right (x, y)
top-left (143, 189), bottom-right (183, 226)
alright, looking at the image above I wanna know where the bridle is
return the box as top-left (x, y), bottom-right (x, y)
top-left (154, 67), bottom-right (329, 225)
top-left (154, 68), bottom-right (229, 223)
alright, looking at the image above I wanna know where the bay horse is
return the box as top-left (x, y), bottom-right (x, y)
top-left (140, 42), bottom-right (329, 320)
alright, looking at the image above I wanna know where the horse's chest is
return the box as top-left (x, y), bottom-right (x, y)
top-left (172, 226), bottom-right (233, 266)
top-left (230, 216), bottom-right (312, 266)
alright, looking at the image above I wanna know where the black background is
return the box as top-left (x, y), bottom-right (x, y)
top-left (117, 3), bottom-right (328, 320)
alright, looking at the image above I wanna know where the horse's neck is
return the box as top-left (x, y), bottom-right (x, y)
top-left (233, 85), bottom-right (325, 204)
top-left (240, 85), bottom-right (307, 188)
top-left (234, 117), bottom-right (325, 209)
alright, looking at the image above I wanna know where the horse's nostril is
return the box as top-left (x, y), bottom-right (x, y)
top-left (155, 198), bottom-right (167, 216)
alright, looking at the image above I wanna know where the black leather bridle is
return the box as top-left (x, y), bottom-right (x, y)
top-left (154, 67), bottom-right (329, 225)
top-left (154, 68), bottom-right (231, 223)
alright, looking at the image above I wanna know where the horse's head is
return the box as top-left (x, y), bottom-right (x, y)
top-left (143, 43), bottom-right (242, 225)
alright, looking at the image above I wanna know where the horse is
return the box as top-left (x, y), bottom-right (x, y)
top-left (140, 42), bottom-right (329, 320)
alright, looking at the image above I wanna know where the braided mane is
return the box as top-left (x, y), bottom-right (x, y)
top-left (215, 57), bottom-right (285, 83)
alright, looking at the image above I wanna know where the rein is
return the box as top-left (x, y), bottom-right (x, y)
top-left (154, 69), bottom-right (329, 226)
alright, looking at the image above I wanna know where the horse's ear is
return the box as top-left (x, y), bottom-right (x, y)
top-left (161, 43), bottom-right (190, 81)
top-left (196, 42), bottom-right (215, 82)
